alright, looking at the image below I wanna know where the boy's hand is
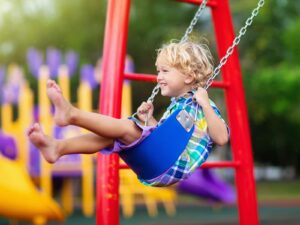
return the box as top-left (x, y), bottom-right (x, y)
top-left (193, 87), bottom-right (210, 107)
top-left (137, 101), bottom-right (154, 122)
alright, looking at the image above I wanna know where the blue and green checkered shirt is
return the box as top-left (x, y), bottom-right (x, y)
top-left (140, 92), bottom-right (227, 187)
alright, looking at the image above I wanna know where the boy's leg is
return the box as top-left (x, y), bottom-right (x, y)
top-left (47, 80), bottom-right (141, 145)
top-left (27, 123), bottom-right (113, 163)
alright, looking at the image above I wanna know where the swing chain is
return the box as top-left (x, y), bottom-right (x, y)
top-left (131, 83), bottom-right (160, 125)
top-left (205, 0), bottom-right (265, 89)
top-left (181, 0), bottom-right (208, 43)
top-left (143, 0), bottom-right (208, 107)
top-left (147, 84), bottom-right (160, 103)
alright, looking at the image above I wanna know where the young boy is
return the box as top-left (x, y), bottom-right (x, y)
top-left (28, 41), bottom-right (229, 187)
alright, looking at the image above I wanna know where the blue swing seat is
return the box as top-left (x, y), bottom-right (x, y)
top-left (119, 109), bottom-right (195, 181)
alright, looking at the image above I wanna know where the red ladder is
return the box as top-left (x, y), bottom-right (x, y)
top-left (97, 0), bottom-right (259, 225)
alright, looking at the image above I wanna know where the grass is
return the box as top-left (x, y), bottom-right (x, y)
top-left (256, 180), bottom-right (300, 200)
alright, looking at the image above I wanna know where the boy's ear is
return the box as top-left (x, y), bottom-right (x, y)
top-left (184, 75), bottom-right (194, 85)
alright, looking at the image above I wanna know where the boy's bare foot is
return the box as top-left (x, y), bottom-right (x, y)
top-left (47, 79), bottom-right (74, 127)
top-left (27, 123), bottom-right (60, 163)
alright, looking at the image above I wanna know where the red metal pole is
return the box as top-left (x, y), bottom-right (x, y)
top-left (97, 0), bottom-right (131, 225)
top-left (211, 1), bottom-right (259, 224)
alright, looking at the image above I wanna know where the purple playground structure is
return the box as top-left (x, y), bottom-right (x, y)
top-left (0, 131), bottom-right (18, 160)
top-left (177, 169), bottom-right (236, 205)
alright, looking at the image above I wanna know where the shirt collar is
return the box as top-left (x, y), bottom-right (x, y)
top-left (167, 90), bottom-right (195, 112)
top-left (170, 90), bottom-right (195, 104)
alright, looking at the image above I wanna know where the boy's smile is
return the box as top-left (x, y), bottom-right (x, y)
top-left (156, 62), bottom-right (193, 98)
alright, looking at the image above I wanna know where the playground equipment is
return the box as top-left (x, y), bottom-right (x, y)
top-left (0, 65), bottom-right (65, 224)
top-left (119, 106), bottom-right (195, 180)
top-left (178, 169), bottom-right (235, 204)
top-left (1, 64), bottom-right (33, 169)
top-left (0, 131), bottom-right (17, 160)
top-left (0, 155), bottom-right (64, 225)
top-left (1, 53), bottom-right (95, 217)
top-left (120, 169), bottom-right (176, 218)
top-left (97, 0), bottom-right (262, 225)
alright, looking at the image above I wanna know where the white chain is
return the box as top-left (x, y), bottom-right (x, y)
top-left (137, 1), bottom-right (208, 124)
top-left (147, 84), bottom-right (160, 103)
top-left (143, 0), bottom-right (208, 108)
top-left (181, 0), bottom-right (208, 43)
top-left (205, 0), bottom-right (265, 89)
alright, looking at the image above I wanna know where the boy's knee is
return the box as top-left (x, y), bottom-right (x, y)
top-left (119, 119), bottom-right (142, 144)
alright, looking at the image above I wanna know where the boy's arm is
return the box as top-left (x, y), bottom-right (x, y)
top-left (194, 88), bottom-right (229, 146)
top-left (201, 104), bottom-right (228, 145)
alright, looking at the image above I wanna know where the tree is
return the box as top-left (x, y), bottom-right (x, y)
top-left (238, 0), bottom-right (300, 69)
top-left (245, 65), bottom-right (300, 172)
top-left (238, 0), bottom-right (300, 173)
top-left (0, 0), bottom-right (106, 64)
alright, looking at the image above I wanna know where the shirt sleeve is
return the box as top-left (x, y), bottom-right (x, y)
top-left (209, 100), bottom-right (230, 136)
top-left (209, 100), bottom-right (223, 118)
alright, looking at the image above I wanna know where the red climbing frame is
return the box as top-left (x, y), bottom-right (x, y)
top-left (97, 0), bottom-right (259, 225)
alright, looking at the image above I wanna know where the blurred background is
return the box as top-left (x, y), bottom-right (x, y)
top-left (0, 0), bottom-right (300, 224)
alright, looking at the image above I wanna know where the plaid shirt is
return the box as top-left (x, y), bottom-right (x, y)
top-left (140, 92), bottom-right (227, 187)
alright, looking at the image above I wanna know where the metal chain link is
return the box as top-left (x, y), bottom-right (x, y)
top-left (146, 84), bottom-right (160, 103)
top-left (133, 1), bottom-right (208, 122)
top-left (146, 0), bottom-right (208, 106)
top-left (131, 84), bottom-right (160, 124)
top-left (181, 0), bottom-right (208, 43)
top-left (205, 0), bottom-right (265, 89)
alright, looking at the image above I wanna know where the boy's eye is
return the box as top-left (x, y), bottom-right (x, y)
top-left (157, 68), bottom-right (169, 73)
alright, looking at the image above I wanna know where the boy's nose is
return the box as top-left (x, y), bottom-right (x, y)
top-left (157, 73), bottom-right (163, 81)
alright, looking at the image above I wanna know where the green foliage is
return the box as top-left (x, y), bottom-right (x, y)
top-left (238, 0), bottom-right (300, 70)
top-left (245, 64), bottom-right (300, 171)
top-left (283, 18), bottom-right (300, 64)
top-left (128, 0), bottom-right (200, 71)
top-left (247, 65), bottom-right (300, 124)
top-left (0, 0), bottom-right (106, 64)
top-left (240, 0), bottom-right (300, 172)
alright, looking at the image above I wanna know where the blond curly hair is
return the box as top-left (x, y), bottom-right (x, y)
top-left (155, 40), bottom-right (214, 88)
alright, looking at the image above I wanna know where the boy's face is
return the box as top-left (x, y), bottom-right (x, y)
top-left (156, 58), bottom-right (194, 97)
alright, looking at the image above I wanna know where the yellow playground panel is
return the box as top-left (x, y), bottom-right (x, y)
top-left (120, 168), bottom-right (177, 218)
top-left (0, 155), bottom-right (64, 225)
top-left (0, 64), bottom-right (94, 220)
